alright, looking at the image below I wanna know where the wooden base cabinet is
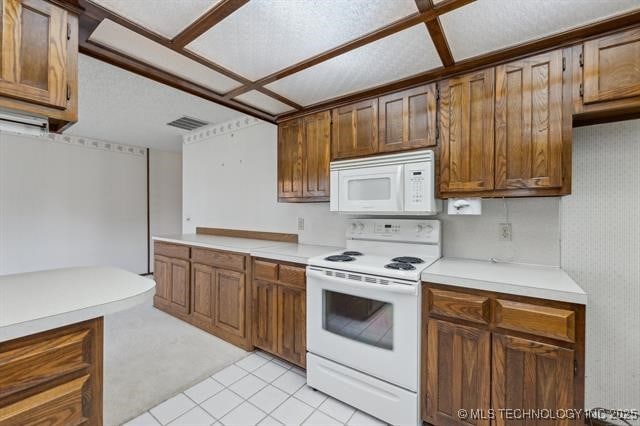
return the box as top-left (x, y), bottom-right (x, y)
top-left (421, 284), bottom-right (585, 426)
top-left (252, 259), bottom-right (306, 368)
top-left (153, 242), bottom-right (252, 350)
top-left (0, 318), bottom-right (103, 425)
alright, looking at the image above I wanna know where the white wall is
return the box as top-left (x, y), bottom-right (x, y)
top-left (562, 120), bottom-right (640, 410)
top-left (149, 149), bottom-right (182, 271)
top-left (183, 120), bottom-right (560, 265)
top-left (0, 132), bottom-right (148, 274)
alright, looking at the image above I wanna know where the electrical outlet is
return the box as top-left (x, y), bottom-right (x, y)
top-left (499, 223), bottom-right (512, 241)
top-left (297, 217), bottom-right (305, 231)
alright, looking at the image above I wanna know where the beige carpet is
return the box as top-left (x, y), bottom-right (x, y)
top-left (103, 299), bottom-right (248, 426)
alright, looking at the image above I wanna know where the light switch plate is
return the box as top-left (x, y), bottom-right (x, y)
top-left (447, 198), bottom-right (482, 215)
top-left (297, 217), bottom-right (304, 231)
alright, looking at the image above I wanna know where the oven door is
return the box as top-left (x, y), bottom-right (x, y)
top-left (336, 164), bottom-right (403, 212)
top-left (306, 267), bottom-right (419, 391)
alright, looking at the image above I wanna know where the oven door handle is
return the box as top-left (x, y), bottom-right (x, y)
top-left (307, 268), bottom-right (418, 296)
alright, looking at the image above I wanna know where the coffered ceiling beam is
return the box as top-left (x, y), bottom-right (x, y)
top-left (415, 0), bottom-right (455, 66)
top-left (172, 0), bottom-right (249, 48)
top-left (223, 0), bottom-right (475, 100)
top-left (276, 9), bottom-right (640, 122)
top-left (78, 17), bottom-right (277, 123)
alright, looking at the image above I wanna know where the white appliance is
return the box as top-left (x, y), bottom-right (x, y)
top-left (329, 149), bottom-right (439, 215)
top-left (306, 219), bottom-right (441, 426)
top-left (0, 109), bottom-right (48, 137)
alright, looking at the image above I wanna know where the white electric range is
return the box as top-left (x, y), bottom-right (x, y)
top-left (306, 218), bottom-right (441, 426)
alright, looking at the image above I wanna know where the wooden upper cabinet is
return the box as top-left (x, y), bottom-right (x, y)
top-left (379, 84), bottom-right (437, 153)
top-left (0, 0), bottom-right (68, 108)
top-left (331, 99), bottom-right (378, 160)
top-left (278, 118), bottom-right (303, 199)
top-left (423, 319), bottom-right (491, 426)
top-left (302, 111), bottom-right (330, 199)
top-left (582, 27), bottom-right (640, 105)
top-left (492, 334), bottom-right (575, 426)
top-left (439, 68), bottom-right (495, 194)
top-left (495, 50), bottom-right (564, 190)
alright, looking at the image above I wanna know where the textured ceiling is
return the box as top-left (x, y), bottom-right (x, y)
top-left (66, 54), bottom-right (243, 152)
top-left (233, 90), bottom-right (294, 115)
top-left (89, 0), bottom-right (221, 38)
top-left (186, 0), bottom-right (419, 81)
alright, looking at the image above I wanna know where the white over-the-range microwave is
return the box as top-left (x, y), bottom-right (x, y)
top-left (329, 149), bottom-right (440, 215)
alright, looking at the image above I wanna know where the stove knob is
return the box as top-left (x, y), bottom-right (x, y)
top-left (416, 224), bottom-right (434, 233)
top-left (357, 222), bottom-right (365, 231)
top-left (350, 222), bottom-right (358, 231)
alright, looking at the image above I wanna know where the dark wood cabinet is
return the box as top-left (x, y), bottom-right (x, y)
top-left (424, 319), bottom-right (490, 426)
top-left (439, 68), bottom-right (495, 195)
top-left (278, 111), bottom-right (330, 202)
top-left (492, 334), bottom-right (575, 426)
top-left (213, 268), bottom-right (246, 339)
top-left (251, 259), bottom-right (306, 367)
top-left (421, 283), bottom-right (585, 426)
top-left (153, 241), bottom-right (252, 350)
top-left (331, 99), bottom-right (378, 160)
top-left (495, 50), bottom-right (565, 190)
top-left (0, 0), bottom-right (78, 131)
top-left (0, 318), bottom-right (102, 425)
top-left (379, 84), bottom-right (437, 153)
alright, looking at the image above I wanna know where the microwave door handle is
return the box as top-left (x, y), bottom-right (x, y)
top-left (307, 268), bottom-right (417, 295)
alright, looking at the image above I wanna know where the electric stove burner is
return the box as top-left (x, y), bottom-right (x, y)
top-left (342, 251), bottom-right (363, 256)
top-left (392, 256), bottom-right (424, 264)
top-left (325, 255), bottom-right (356, 262)
top-left (384, 262), bottom-right (416, 271)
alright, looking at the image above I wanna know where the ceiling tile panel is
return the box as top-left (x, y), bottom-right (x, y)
top-left (90, 19), bottom-right (242, 93)
top-left (89, 0), bottom-right (222, 39)
top-left (186, 0), bottom-right (420, 80)
top-left (233, 91), bottom-right (294, 115)
top-left (440, 0), bottom-right (640, 60)
top-left (265, 24), bottom-right (441, 106)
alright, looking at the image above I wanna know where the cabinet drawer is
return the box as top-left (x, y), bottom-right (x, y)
top-left (427, 288), bottom-right (490, 324)
top-left (0, 329), bottom-right (91, 399)
top-left (0, 375), bottom-right (90, 424)
top-left (495, 299), bottom-right (576, 342)
top-left (154, 242), bottom-right (190, 260)
top-left (279, 264), bottom-right (305, 288)
top-left (192, 248), bottom-right (245, 271)
top-left (254, 260), bottom-right (278, 281)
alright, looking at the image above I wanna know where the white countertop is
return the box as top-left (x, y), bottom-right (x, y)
top-left (252, 243), bottom-right (343, 265)
top-left (153, 234), bottom-right (341, 264)
top-left (421, 258), bottom-right (586, 304)
top-left (0, 266), bottom-right (155, 342)
top-left (153, 234), bottom-right (290, 253)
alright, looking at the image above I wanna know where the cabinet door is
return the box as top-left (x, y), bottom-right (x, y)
top-left (278, 118), bottom-right (303, 199)
top-left (169, 258), bottom-right (190, 315)
top-left (379, 84), bottom-right (437, 153)
top-left (153, 255), bottom-right (171, 304)
top-left (492, 334), bottom-right (575, 426)
top-left (583, 28), bottom-right (640, 104)
top-left (277, 285), bottom-right (306, 367)
top-left (0, 0), bottom-right (68, 108)
top-left (213, 269), bottom-right (246, 338)
top-left (424, 319), bottom-right (490, 426)
top-left (331, 99), bottom-right (378, 160)
top-left (439, 69), bottom-right (495, 194)
top-left (495, 50), bottom-right (564, 190)
top-left (252, 280), bottom-right (278, 353)
top-left (191, 262), bottom-right (215, 324)
top-left (302, 111), bottom-right (331, 199)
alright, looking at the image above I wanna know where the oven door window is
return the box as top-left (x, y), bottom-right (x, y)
top-left (322, 290), bottom-right (393, 350)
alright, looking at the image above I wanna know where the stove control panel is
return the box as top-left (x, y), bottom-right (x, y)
top-left (346, 219), bottom-right (440, 244)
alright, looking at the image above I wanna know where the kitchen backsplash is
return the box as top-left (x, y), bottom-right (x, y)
top-left (182, 120), bottom-right (560, 266)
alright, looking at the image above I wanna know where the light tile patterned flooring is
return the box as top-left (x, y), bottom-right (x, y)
top-left (124, 351), bottom-right (387, 426)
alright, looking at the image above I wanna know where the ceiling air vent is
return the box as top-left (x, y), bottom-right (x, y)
top-left (166, 116), bottom-right (209, 131)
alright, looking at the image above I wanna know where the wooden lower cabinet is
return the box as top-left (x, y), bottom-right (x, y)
top-left (251, 259), bottom-right (307, 368)
top-left (0, 318), bottom-right (103, 425)
top-left (424, 319), bottom-right (491, 426)
top-left (153, 242), bottom-right (252, 350)
top-left (422, 283), bottom-right (585, 426)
